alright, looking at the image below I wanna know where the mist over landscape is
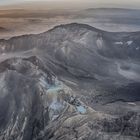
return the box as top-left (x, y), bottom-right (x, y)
top-left (1, 7), bottom-right (140, 39)
top-left (0, 1), bottom-right (140, 140)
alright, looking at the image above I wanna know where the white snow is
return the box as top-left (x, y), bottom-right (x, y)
top-left (21, 117), bottom-right (27, 133)
top-left (0, 74), bottom-right (8, 98)
top-left (96, 37), bottom-right (103, 49)
top-left (128, 102), bottom-right (136, 106)
top-left (127, 41), bottom-right (133, 45)
top-left (114, 42), bottom-right (123, 45)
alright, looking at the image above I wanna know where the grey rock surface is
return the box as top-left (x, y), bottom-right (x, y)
top-left (0, 23), bottom-right (140, 140)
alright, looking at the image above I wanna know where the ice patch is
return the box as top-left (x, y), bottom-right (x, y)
top-left (47, 85), bottom-right (63, 93)
top-left (76, 105), bottom-right (86, 114)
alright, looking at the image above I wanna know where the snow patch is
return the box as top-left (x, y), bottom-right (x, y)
top-left (127, 41), bottom-right (133, 45)
top-left (96, 37), bottom-right (103, 49)
top-left (128, 102), bottom-right (136, 106)
top-left (114, 42), bottom-right (123, 45)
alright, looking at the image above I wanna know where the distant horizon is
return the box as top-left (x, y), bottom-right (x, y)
top-left (1, 7), bottom-right (140, 11)
top-left (1, 0), bottom-right (140, 10)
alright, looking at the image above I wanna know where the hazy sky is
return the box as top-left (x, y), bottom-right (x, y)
top-left (0, 0), bottom-right (140, 9)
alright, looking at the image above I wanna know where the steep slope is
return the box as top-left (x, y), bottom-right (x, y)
top-left (0, 23), bottom-right (140, 140)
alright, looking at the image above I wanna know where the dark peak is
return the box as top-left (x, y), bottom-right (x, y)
top-left (0, 27), bottom-right (5, 30)
top-left (47, 23), bottom-right (140, 34)
top-left (47, 22), bottom-right (104, 33)
top-left (0, 27), bottom-right (8, 32)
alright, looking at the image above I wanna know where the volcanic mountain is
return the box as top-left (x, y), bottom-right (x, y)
top-left (0, 23), bottom-right (140, 140)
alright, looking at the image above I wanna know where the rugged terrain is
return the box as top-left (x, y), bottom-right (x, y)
top-left (0, 23), bottom-right (140, 140)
